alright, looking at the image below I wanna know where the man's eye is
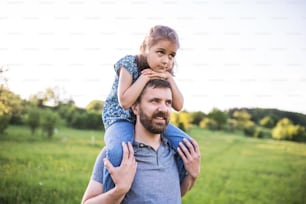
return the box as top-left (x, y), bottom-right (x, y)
top-left (166, 101), bottom-right (172, 106)
top-left (151, 99), bottom-right (158, 103)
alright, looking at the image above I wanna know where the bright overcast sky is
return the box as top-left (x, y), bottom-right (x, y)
top-left (1, 0), bottom-right (306, 114)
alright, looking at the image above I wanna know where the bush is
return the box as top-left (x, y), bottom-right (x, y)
top-left (40, 110), bottom-right (60, 138)
top-left (253, 128), bottom-right (264, 138)
top-left (259, 116), bottom-right (275, 128)
top-left (0, 114), bottom-right (11, 135)
top-left (199, 118), bottom-right (218, 130)
top-left (85, 112), bottom-right (103, 130)
top-left (242, 120), bottom-right (256, 137)
top-left (23, 107), bottom-right (41, 135)
top-left (272, 118), bottom-right (306, 141)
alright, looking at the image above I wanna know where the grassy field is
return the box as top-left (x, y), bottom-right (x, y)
top-left (1, 126), bottom-right (306, 204)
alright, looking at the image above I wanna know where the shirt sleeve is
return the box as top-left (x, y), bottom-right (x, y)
top-left (91, 148), bottom-right (106, 185)
top-left (114, 55), bottom-right (138, 77)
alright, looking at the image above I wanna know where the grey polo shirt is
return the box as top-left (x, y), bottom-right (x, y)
top-left (91, 137), bottom-right (181, 204)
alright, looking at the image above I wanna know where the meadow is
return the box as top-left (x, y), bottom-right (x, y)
top-left (1, 126), bottom-right (306, 204)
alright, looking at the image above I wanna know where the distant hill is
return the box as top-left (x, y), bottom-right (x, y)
top-left (227, 108), bottom-right (306, 127)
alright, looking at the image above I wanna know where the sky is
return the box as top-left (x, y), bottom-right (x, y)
top-left (1, 0), bottom-right (306, 114)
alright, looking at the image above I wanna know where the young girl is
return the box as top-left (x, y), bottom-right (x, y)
top-left (102, 25), bottom-right (191, 192)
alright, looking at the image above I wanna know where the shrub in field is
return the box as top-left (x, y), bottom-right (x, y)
top-left (171, 111), bottom-right (192, 132)
top-left (85, 112), bottom-right (103, 130)
top-left (0, 114), bottom-right (10, 135)
top-left (272, 118), bottom-right (306, 141)
top-left (259, 116), bottom-right (275, 128)
top-left (23, 107), bottom-right (41, 135)
top-left (40, 109), bottom-right (60, 138)
top-left (253, 128), bottom-right (265, 138)
top-left (190, 111), bottom-right (206, 126)
top-left (243, 120), bottom-right (256, 137)
top-left (0, 85), bottom-right (24, 133)
top-left (199, 117), bottom-right (218, 130)
top-left (207, 108), bottom-right (228, 130)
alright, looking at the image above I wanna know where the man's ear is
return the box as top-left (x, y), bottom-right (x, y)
top-left (131, 104), bottom-right (138, 115)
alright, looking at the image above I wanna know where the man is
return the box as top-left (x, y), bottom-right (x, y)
top-left (82, 79), bottom-right (201, 204)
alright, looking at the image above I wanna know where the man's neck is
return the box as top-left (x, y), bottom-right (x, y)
top-left (134, 125), bottom-right (161, 151)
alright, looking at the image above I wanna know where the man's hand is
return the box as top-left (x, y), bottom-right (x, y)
top-left (178, 138), bottom-right (201, 179)
top-left (177, 138), bottom-right (201, 196)
top-left (104, 142), bottom-right (137, 194)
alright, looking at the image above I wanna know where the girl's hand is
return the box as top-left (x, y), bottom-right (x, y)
top-left (141, 69), bottom-right (172, 80)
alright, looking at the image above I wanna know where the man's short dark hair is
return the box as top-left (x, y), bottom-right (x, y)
top-left (137, 79), bottom-right (171, 103)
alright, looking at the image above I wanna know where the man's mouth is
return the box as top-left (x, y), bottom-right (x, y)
top-left (152, 112), bottom-right (168, 123)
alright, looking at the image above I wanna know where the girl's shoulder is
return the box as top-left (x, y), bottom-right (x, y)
top-left (116, 55), bottom-right (136, 64)
top-left (114, 55), bottom-right (138, 75)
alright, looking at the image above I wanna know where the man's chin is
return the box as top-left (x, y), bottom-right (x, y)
top-left (151, 123), bottom-right (167, 133)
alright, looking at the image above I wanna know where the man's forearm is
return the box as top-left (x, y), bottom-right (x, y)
top-left (83, 186), bottom-right (126, 204)
top-left (180, 174), bottom-right (197, 197)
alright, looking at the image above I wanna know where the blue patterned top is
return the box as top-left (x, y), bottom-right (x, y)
top-left (102, 55), bottom-right (140, 129)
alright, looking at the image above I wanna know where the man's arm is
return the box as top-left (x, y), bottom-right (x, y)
top-left (177, 138), bottom-right (201, 196)
top-left (81, 180), bottom-right (127, 204)
top-left (81, 142), bottom-right (137, 204)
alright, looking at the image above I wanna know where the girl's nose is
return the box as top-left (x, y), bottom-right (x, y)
top-left (161, 56), bottom-right (169, 64)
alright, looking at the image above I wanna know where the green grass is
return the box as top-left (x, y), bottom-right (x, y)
top-left (1, 126), bottom-right (306, 204)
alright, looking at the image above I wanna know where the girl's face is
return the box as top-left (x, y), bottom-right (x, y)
top-left (146, 40), bottom-right (178, 73)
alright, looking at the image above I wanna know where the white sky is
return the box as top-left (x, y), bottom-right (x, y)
top-left (1, 0), bottom-right (306, 114)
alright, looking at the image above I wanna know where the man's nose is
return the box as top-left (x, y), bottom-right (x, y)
top-left (157, 103), bottom-right (169, 112)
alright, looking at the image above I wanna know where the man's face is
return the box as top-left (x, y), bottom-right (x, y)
top-left (137, 86), bottom-right (172, 134)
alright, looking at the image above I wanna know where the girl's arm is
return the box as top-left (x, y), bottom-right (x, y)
top-left (140, 70), bottom-right (184, 111)
top-left (166, 73), bottom-right (184, 111)
top-left (118, 67), bottom-right (151, 109)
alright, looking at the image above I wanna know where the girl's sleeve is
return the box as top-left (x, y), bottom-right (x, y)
top-left (114, 55), bottom-right (138, 78)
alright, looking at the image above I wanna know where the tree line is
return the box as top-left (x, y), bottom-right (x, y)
top-left (0, 85), bottom-right (104, 137)
top-left (172, 107), bottom-right (306, 142)
top-left (1, 80), bottom-right (306, 142)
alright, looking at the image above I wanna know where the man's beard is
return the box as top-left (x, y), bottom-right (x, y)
top-left (139, 109), bottom-right (169, 134)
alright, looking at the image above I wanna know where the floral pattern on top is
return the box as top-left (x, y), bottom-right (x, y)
top-left (102, 55), bottom-right (140, 129)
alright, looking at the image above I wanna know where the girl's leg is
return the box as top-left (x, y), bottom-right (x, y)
top-left (164, 123), bottom-right (191, 182)
top-left (103, 121), bottom-right (134, 192)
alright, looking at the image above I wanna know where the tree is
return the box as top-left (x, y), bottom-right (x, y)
top-left (86, 100), bottom-right (104, 114)
top-left (0, 65), bottom-right (8, 87)
top-left (259, 116), bottom-right (275, 128)
top-left (272, 118), bottom-right (306, 141)
top-left (207, 108), bottom-right (228, 130)
top-left (199, 117), bottom-right (218, 130)
top-left (0, 86), bottom-right (23, 134)
top-left (40, 109), bottom-right (60, 138)
top-left (170, 111), bottom-right (192, 132)
top-left (232, 110), bottom-right (252, 129)
top-left (23, 107), bottom-right (41, 135)
top-left (29, 87), bottom-right (65, 107)
top-left (190, 111), bottom-right (206, 126)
